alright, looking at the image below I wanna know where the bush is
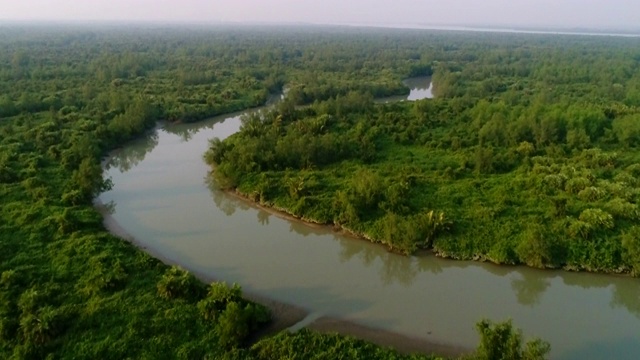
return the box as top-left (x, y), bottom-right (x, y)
top-left (157, 266), bottom-right (205, 301)
top-left (605, 198), bottom-right (640, 220)
top-left (19, 305), bottom-right (72, 346)
top-left (215, 302), bottom-right (251, 348)
top-left (578, 208), bottom-right (614, 230)
top-left (197, 283), bottom-right (270, 348)
top-left (197, 282), bottom-right (243, 321)
top-left (475, 319), bottom-right (550, 360)
top-left (79, 255), bottom-right (128, 295)
top-left (622, 227), bottom-right (640, 276)
top-left (516, 227), bottom-right (548, 268)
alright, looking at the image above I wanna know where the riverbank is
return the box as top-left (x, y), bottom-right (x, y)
top-left (308, 316), bottom-right (466, 357)
top-left (227, 189), bottom-right (396, 249)
top-left (229, 187), bottom-right (636, 277)
top-left (96, 199), bottom-right (469, 358)
top-left (99, 103), bottom-right (640, 360)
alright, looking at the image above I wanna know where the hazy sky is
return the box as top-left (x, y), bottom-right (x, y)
top-left (1, 0), bottom-right (639, 29)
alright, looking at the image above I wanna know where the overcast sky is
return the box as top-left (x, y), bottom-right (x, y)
top-left (1, 0), bottom-right (638, 29)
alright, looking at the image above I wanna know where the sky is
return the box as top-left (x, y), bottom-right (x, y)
top-left (1, 0), bottom-right (639, 30)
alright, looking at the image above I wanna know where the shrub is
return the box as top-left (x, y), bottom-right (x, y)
top-left (79, 255), bottom-right (128, 295)
top-left (565, 177), bottom-right (591, 194)
top-left (605, 198), bottom-right (640, 220)
top-left (516, 224), bottom-right (560, 268)
top-left (197, 282), bottom-right (243, 321)
top-left (577, 186), bottom-right (605, 202)
top-left (475, 319), bottom-right (550, 360)
top-left (542, 174), bottom-right (566, 191)
top-left (215, 302), bottom-right (271, 349)
top-left (568, 219), bottom-right (592, 239)
top-left (625, 163), bottom-right (640, 177)
top-left (622, 227), bottom-right (640, 276)
top-left (157, 266), bottom-right (205, 301)
top-left (19, 305), bottom-right (72, 346)
top-left (579, 208), bottom-right (614, 230)
top-left (196, 282), bottom-right (270, 349)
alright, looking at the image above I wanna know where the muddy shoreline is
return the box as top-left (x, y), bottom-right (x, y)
top-left (226, 188), bottom-right (634, 276)
top-left (225, 189), bottom-right (392, 250)
top-left (95, 200), bottom-right (469, 357)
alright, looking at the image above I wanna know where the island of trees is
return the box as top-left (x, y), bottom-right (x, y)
top-left (7, 23), bottom-right (640, 358)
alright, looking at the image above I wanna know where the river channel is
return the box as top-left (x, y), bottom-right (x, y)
top-left (99, 77), bottom-right (640, 360)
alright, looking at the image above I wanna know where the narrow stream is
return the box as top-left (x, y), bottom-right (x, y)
top-left (99, 77), bottom-right (640, 360)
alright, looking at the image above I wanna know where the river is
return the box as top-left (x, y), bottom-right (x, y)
top-left (99, 77), bottom-right (640, 360)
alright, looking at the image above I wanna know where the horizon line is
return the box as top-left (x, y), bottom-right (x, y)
top-left (1, 19), bottom-right (639, 38)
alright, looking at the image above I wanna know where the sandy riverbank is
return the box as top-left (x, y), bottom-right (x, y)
top-left (308, 316), bottom-right (467, 357)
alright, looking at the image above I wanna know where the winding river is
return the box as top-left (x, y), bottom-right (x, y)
top-left (99, 77), bottom-right (640, 360)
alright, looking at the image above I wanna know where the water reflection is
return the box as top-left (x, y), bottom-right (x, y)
top-left (465, 264), bottom-right (553, 306)
top-left (611, 280), bottom-right (640, 317)
top-left (203, 172), bottom-right (640, 310)
top-left (98, 199), bottom-right (116, 215)
top-left (105, 131), bottom-right (159, 172)
top-left (203, 179), bottom-right (640, 319)
top-left (561, 271), bottom-right (612, 289)
top-left (416, 252), bottom-right (444, 275)
top-left (510, 271), bottom-right (551, 306)
top-left (562, 336), bottom-right (640, 360)
top-left (377, 76), bottom-right (434, 103)
top-left (289, 220), bottom-right (337, 238)
top-left (162, 93), bottom-right (282, 141)
top-left (379, 254), bottom-right (419, 287)
top-left (257, 210), bottom-right (270, 226)
top-left (403, 77), bottom-right (434, 101)
top-left (108, 147), bottom-right (640, 322)
top-left (163, 112), bottom-right (239, 141)
top-left (100, 77), bottom-right (640, 359)
top-left (211, 189), bottom-right (240, 217)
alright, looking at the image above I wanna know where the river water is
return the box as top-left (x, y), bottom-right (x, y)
top-left (99, 78), bottom-right (640, 360)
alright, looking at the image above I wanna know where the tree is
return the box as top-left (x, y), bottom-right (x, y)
top-left (516, 223), bottom-right (560, 268)
top-left (475, 146), bottom-right (494, 174)
top-left (0, 96), bottom-right (17, 118)
top-left (475, 319), bottom-right (550, 360)
top-left (197, 282), bottom-right (242, 321)
top-left (612, 114), bottom-right (640, 147)
top-left (622, 227), bottom-right (640, 276)
top-left (156, 266), bottom-right (205, 301)
top-left (69, 158), bottom-right (113, 202)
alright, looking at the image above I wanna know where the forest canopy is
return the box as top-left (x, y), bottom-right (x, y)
top-left (3, 23), bottom-right (634, 358)
top-left (205, 27), bottom-right (640, 275)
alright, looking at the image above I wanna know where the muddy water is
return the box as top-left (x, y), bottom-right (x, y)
top-left (99, 81), bottom-right (640, 360)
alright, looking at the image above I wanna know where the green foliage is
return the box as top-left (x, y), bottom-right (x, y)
top-left (474, 319), bottom-right (550, 360)
top-left (215, 301), bottom-right (269, 349)
top-left (622, 227), bottom-right (640, 276)
top-left (515, 224), bottom-right (561, 268)
top-left (578, 208), bottom-right (615, 231)
top-left (612, 114), bottom-right (640, 147)
top-left (0, 27), bottom-right (296, 359)
top-left (157, 266), bottom-right (206, 301)
top-left (195, 283), bottom-right (271, 349)
top-left (197, 282), bottom-right (243, 321)
top-left (245, 329), bottom-right (444, 360)
top-left (0, 23), bottom-right (627, 359)
top-left (206, 30), bottom-right (640, 274)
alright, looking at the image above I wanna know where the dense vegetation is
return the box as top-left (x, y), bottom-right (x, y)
top-left (208, 32), bottom-right (640, 275)
top-left (220, 319), bottom-right (547, 360)
top-left (0, 25), bottom-right (288, 358)
top-left (0, 23), bottom-right (555, 358)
